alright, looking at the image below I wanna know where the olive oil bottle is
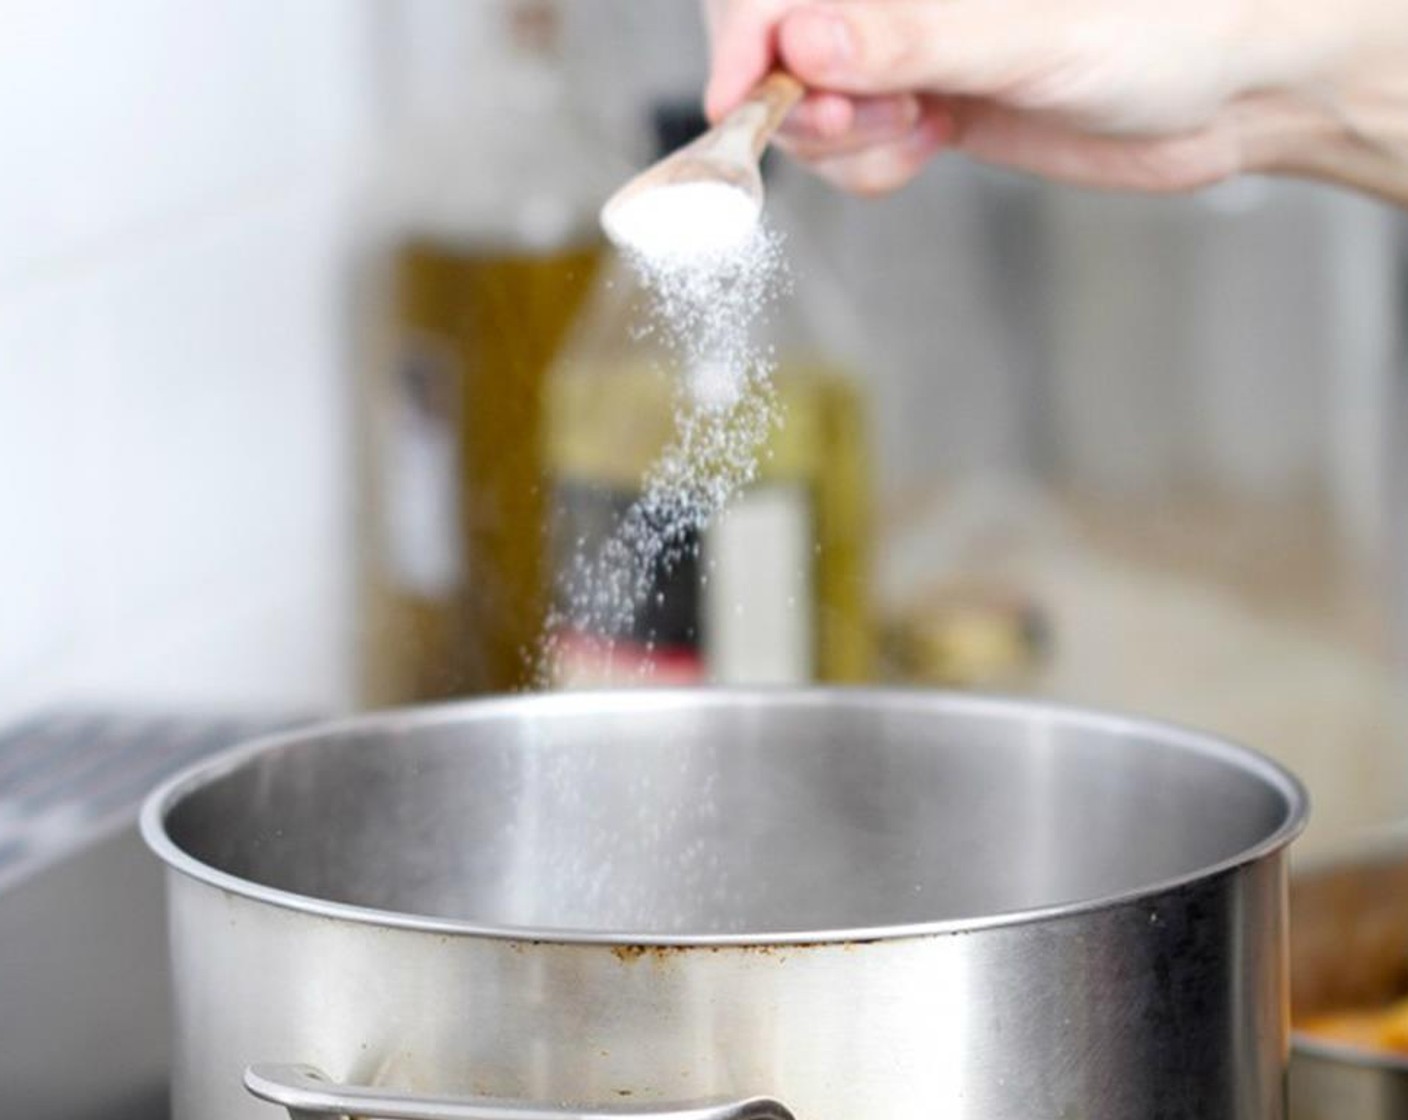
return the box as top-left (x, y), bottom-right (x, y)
top-left (543, 105), bottom-right (873, 687)
top-left (358, 0), bottom-right (608, 704)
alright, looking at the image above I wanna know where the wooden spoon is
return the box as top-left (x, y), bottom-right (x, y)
top-left (601, 72), bottom-right (804, 247)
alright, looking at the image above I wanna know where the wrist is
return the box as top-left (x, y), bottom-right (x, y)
top-left (1239, 60), bottom-right (1408, 205)
top-left (1231, 0), bottom-right (1408, 200)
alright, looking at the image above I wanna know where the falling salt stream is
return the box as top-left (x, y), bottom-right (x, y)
top-left (536, 181), bottom-right (787, 694)
top-left (526, 182), bottom-right (787, 935)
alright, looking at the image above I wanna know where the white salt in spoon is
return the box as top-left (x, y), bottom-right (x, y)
top-left (601, 72), bottom-right (804, 261)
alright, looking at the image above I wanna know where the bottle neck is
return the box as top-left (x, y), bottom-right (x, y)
top-left (387, 0), bottom-right (606, 250)
top-left (503, 0), bottom-right (567, 110)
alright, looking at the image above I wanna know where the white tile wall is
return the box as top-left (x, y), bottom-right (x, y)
top-left (0, 275), bottom-right (102, 686)
top-left (0, 0), bottom-right (368, 291)
top-left (0, 0), bottom-right (376, 719)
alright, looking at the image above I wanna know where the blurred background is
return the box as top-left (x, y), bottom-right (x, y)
top-left (3, 0), bottom-right (1407, 857)
top-left (4, 2), bottom-right (1408, 1113)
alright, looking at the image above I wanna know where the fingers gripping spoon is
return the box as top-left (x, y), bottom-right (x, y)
top-left (601, 72), bottom-right (804, 260)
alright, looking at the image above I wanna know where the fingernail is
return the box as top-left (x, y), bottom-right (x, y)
top-left (825, 14), bottom-right (856, 63)
top-left (909, 115), bottom-right (952, 152)
top-left (780, 99), bottom-right (822, 136)
top-left (851, 98), bottom-right (919, 135)
top-left (781, 94), bottom-right (853, 140)
top-left (799, 10), bottom-right (856, 68)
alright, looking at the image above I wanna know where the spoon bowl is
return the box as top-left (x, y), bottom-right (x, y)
top-left (601, 72), bottom-right (803, 253)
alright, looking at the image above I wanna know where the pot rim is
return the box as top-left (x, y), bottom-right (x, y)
top-left (139, 686), bottom-right (1309, 946)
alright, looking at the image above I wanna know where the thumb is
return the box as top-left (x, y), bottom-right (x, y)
top-left (778, 1), bottom-right (1041, 99)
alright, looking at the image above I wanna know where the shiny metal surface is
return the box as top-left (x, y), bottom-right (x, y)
top-left (246, 1064), bottom-right (794, 1120)
top-left (1290, 832), bottom-right (1408, 1118)
top-left (143, 689), bottom-right (1307, 1120)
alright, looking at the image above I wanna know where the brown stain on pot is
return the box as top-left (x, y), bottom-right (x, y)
top-left (501, 938), bottom-right (883, 964)
top-left (607, 939), bottom-right (880, 965)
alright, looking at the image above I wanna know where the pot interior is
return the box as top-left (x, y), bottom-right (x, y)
top-left (155, 691), bottom-right (1302, 938)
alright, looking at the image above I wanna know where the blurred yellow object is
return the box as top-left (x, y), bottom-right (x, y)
top-left (880, 583), bottom-right (1048, 690)
top-left (1300, 999), bottom-right (1408, 1055)
top-left (361, 242), bottom-right (600, 704)
top-left (355, 0), bottom-right (615, 705)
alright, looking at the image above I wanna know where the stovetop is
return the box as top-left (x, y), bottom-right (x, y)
top-left (0, 708), bottom-right (300, 1119)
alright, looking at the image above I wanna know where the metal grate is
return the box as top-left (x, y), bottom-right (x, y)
top-left (0, 708), bottom-right (302, 892)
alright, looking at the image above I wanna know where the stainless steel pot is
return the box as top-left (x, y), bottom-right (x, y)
top-left (1290, 830), bottom-right (1408, 1118)
top-left (141, 689), bottom-right (1307, 1120)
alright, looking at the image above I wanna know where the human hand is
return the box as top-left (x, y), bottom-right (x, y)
top-left (704, 0), bottom-right (1408, 202)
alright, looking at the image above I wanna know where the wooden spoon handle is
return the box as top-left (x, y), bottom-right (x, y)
top-left (744, 71), bottom-right (806, 157)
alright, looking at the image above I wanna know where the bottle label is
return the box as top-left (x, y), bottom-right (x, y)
top-left (547, 480), bottom-right (815, 685)
top-left (549, 630), bottom-right (706, 687)
top-left (703, 484), bottom-right (815, 684)
top-left (379, 335), bottom-right (463, 598)
top-left (547, 481), bottom-right (706, 686)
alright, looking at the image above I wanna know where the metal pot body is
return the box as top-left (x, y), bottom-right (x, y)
top-left (143, 690), bottom-right (1306, 1120)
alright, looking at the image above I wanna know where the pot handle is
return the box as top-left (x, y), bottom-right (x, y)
top-left (245, 1064), bottom-right (797, 1120)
